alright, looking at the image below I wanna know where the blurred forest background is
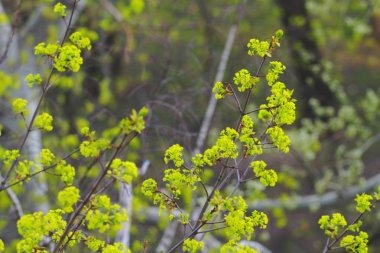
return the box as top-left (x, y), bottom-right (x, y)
top-left (1, 0), bottom-right (380, 252)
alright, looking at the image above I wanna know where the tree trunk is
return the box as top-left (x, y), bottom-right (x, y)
top-left (276, 0), bottom-right (338, 119)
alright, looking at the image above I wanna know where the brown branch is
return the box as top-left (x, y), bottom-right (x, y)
top-left (0, 0), bottom-right (21, 65)
top-left (1, 148), bottom-right (79, 191)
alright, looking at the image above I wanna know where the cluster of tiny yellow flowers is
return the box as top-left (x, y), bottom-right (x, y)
top-left (39, 148), bottom-right (55, 167)
top-left (119, 107), bottom-right (149, 134)
top-left (164, 144), bottom-right (184, 167)
top-left (319, 213), bottom-right (347, 238)
top-left (85, 195), bottom-right (128, 233)
top-left (247, 39), bottom-right (270, 58)
top-left (24, 73), bottom-right (42, 87)
top-left (15, 160), bottom-right (34, 181)
top-left (1, 149), bottom-right (20, 166)
top-left (233, 69), bottom-right (260, 92)
top-left (12, 98), bottom-right (28, 115)
top-left (212, 81), bottom-right (231, 99)
top-left (34, 30), bottom-right (91, 73)
top-left (318, 188), bottom-right (379, 253)
top-left (58, 186), bottom-right (80, 213)
top-left (183, 239), bottom-right (204, 253)
top-left (17, 210), bottom-right (66, 252)
top-left (251, 161), bottom-right (278, 187)
top-left (34, 112), bottom-right (54, 131)
top-left (55, 161), bottom-right (76, 185)
top-left (53, 2), bottom-right (67, 17)
top-left (109, 158), bottom-right (138, 184)
top-left (79, 126), bottom-right (110, 157)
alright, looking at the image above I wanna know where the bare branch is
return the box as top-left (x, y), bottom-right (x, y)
top-left (251, 173), bottom-right (380, 211)
top-left (116, 160), bottom-right (150, 248)
top-left (0, 1), bottom-right (18, 65)
top-left (0, 173), bottom-right (23, 219)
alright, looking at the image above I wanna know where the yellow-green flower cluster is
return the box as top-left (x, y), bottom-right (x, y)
top-left (191, 153), bottom-right (205, 169)
top-left (260, 81), bottom-right (296, 126)
top-left (119, 107), bottom-right (148, 134)
top-left (109, 158), bottom-right (138, 183)
top-left (85, 236), bottom-right (105, 252)
top-left (1, 149), bottom-right (20, 166)
top-left (16, 160), bottom-right (35, 181)
top-left (239, 115), bottom-right (263, 157)
top-left (340, 231), bottom-right (368, 253)
top-left (142, 165), bottom-right (201, 215)
top-left (79, 128), bottom-right (110, 158)
top-left (221, 241), bottom-right (258, 253)
top-left (247, 39), bottom-right (270, 57)
top-left (183, 239), bottom-right (204, 253)
top-left (212, 81), bottom-right (230, 99)
top-left (355, 193), bottom-right (373, 213)
top-left (102, 243), bottom-right (129, 253)
top-left (318, 213), bottom-right (347, 238)
top-left (12, 98), bottom-right (28, 115)
top-left (17, 212), bottom-right (45, 252)
top-left (202, 146), bottom-right (220, 166)
top-left (54, 44), bottom-right (83, 72)
top-left (250, 161), bottom-right (278, 187)
top-left (56, 161), bottom-right (76, 185)
top-left (266, 126), bottom-right (291, 153)
top-left (70, 32), bottom-right (92, 50)
top-left (57, 186), bottom-right (80, 213)
top-left (216, 130), bottom-right (238, 159)
top-left (190, 128), bottom-right (240, 168)
top-left (223, 196), bottom-right (268, 241)
top-left (164, 144), bottom-right (184, 167)
top-left (34, 42), bottom-right (59, 56)
top-left (53, 2), bottom-right (67, 17)
top-left (141, 178), bottom-right (158, 198)
top-left (34, 31), bottom-right (92, 73)
top-left (266, 61), bottom-right (286, 86)
top-left (233, 69), bottom-right (259, 92)
top-left (24, 73), bottom-right (42, 87)
top-left (39, 148), bottom-right (55, 167)
top-left (34, 112), bottom-right (53, 131)
top-left (163, 168), bottom-right (200, 198)
top-left (142, 179), bottom-right (169, 212)
top-left (86, 195), bottom-right (128, 233)
top-left (17, 210), bottom-right (66, 253)
top-left (179, 213), bottom-right (190, 225)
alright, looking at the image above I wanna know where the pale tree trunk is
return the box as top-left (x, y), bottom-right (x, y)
top-left (116, 160), bottom-right (150, 248)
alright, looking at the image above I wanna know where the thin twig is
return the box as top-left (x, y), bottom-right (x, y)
top-left (245, 105), bottom-right (279, 115)
top-left (228, 84), bottom-right (243, 114)
top-left (196, 226), bottom-right (227, 234)
top-left (0, 173), bottom-right (23, 219)
top-left (0, 0), bottom-right (21, 65)
top-left (1, 148), bottom-right (79, 191)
